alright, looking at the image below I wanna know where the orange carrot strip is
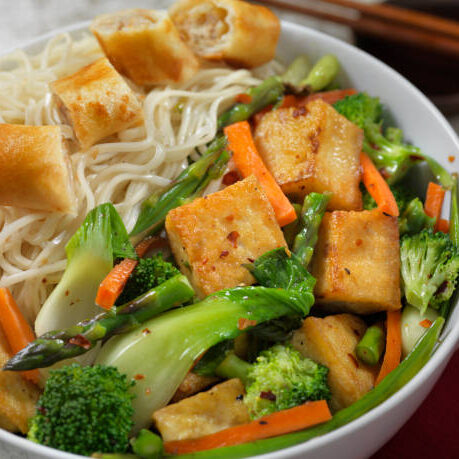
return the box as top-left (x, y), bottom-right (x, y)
top-left (299, 88), bottom-right (358, 106)
top-left (361, 152), bottom-right (399, 217)
top-left (436, 218), bottom-right (450, 234)
top-left (279, 94), bottom-right (298, 109)
top-left (424, 182), bottom-right (445, 231)
top-left (235, 93), bottom-right (252, 104)
top-left (224, 121), bottom-right (297, 226)
top-left (164, 400), bottom-right (332, 455)
top-left (95, 258), bottom-right (138, 310)
top-left (0, 288), bottom-right (39, 384)
top-left (376, 310), bottom-right (402, 386)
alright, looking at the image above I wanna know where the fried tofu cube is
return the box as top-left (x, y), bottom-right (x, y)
top-left (165, 176), bottom-right (287, 298)
top-left (153, 379), bottom-right (250, 442)
top-left (292, 314), bottom-right (377, 411)
top-left (311, 209), bottom-right (401, 314)
top-left (254, 99), bottom-right (363, 210)
top-left (0, 327), bottom-right (40, 433)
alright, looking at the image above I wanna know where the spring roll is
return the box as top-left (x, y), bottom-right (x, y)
top-left (50, 57), bottom-right (143, 149)
top-left (0, 124), bottom-right (76, 214)
top-left (90, 9), bottom-right (200, 86)
top-left (169, 0), bottom-right (280, 68)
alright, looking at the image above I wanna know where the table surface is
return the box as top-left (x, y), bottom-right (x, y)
top-left (0, 1), bottom-right (457, 458)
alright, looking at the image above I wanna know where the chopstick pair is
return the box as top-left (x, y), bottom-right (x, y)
top-left (258, 0), bottom-right (459, 57)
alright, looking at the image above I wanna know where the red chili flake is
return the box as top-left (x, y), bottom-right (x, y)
top-left (235, 93), bottom-right (252, 104)
top-left (220, 250), bottom-right (229, 258)
top-left (348, 353), bottom-right (359, 369)
top-left (222, 170), bottom-right (241, 186)
top-left (409, 155), bottom-right (424, 161)
top-left (41, 278), bottom-right (47, 284)
top-left (142, 328), bottom-right (151, 335)
top-left (419, 319), bottom-right (432, 328)
top-left (292, 106), bottom-right (307, 118)
top-left (356, 239), bottom-right (363, 246)
top-left (69, 334), bottom-right (92, 350)
top-left (227, 231), bottom-right (240, 248)
top-left (202, 257), bottom-right (209, 265)
top-left (344, 268), bottom-right (351, 275)
top-left (247, 257), bottom-right (255, 263)
top-left (448, 155), bottom-right (456, 163)
top-left (260, 391), bottom-right (276, 401)
top-left (134, 374), bottom-right (145, 380)
top-left (436, 280), bottom-right (448, 294)
top-left (65, 290), bottom-right (70, 296)
top-left (238, 318), bottom-right (258, 330)
top-left (225, 214), bottom-right (235, 222)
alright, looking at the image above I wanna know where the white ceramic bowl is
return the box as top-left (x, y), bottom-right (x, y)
top-left (1, 19), bottom-right (459, 459)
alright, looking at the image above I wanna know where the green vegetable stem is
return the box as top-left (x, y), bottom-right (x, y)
top-left (131, 429), bottom-right (164, 459)
top-left (3, 274), bottom-right (194, 371)
top-left (355, 324), bottom-right (385, 366)
top-left (300, 55), bottom-right (340, 92)
top-left (281, 55), bottom-right (312, 87)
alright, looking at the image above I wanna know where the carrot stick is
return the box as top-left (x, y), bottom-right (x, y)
top-left (299, 88), bottom-right (358, 106)
top-left (164, 400), bottom-right (332, 455)
top-left (361, 152), bottom-right (399, 217)
top-left (224, 121), bottom-right (297, 227)
top-left (424, 182), bottom-right (445, 231)
top-left (0, 288), bottom-right (39, 384)
top-left (375, 310), bottom-right (402, 386)
top-left (436, 218), bottom-right (450, 234)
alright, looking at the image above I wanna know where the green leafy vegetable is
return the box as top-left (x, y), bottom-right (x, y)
top-left (34, 203), bottom-right (135, 336)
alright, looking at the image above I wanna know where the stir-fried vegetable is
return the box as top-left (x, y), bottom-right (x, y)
top-left (216, 344), bottom-right (330, 419)
top-left (96, 279), bottom-right (315, 432)
top-left (173, 317), bottom-right (444, 458)
top-left (34, 203), bottom-right (136, 337)
top-left (28, 364), bottom-right (134, 456)
top-left (4, 275), bottom-right (194, 371)
top-left (355, 324), bottom-right (385, 366)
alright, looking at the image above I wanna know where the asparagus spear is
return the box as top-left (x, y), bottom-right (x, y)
top-left (293, 192), bottom-right (331, 267)
top-left (3, 274), bottom-right (194, 371)
top-left (129, 136), bottom-right (228, 243)
top-left (300, 54), bottom-right (340, 92)
top-left (356, 324), bottom-right (385, 366)
top-left (281, 55), bottom-right (312, 87)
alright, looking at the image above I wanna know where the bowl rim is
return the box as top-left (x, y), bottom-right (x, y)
top-left (1, 17), bottom-right (459, 459)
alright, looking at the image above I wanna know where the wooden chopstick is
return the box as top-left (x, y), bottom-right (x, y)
top-left (258, 0), bottom-right (459, 58)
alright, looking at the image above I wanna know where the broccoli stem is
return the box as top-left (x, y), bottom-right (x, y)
top-left (450, 174), bottom-right (459, 248)
top-left (293, 192), bottom-right (331, 267)
top-left (355, 325), bottom-right (385, 366)
top-left (131, 429), bottom-right (163, 459)
top-left (215, 352), bottom-right (252, 385)
top-left (281, 55), bottom-right (312, 86)
top-left (300, 55), bottom-right (340, 92)
top-left (129, 136), bottom-right (228, 243)
top-left (3, 274), bottom-right (194, 371)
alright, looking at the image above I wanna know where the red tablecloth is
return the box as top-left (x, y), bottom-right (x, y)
top-left (372, 350), bottom-right (459, 458)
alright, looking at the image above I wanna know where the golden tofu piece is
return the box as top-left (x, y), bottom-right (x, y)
top-left (51, 57), bottom-right (143, 149)
top-left (254, 99), bottom-right (363, 210)
top-left (153, 379), bottom-right (250, 442)
top-left (0, 327), bottom-right (40, 433)
top-left (165, 176), bottom-right (287, 298)
top-left (91, 10), bottom-right (199, 86)
top-left (311, 209), bottom-right (401, 314)
top-left (172, 372), bottom-right (219, 403)
top-left (292, 314), bottom-right (377, 411)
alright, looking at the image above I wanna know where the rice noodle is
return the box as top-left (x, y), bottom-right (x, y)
top-left (0, 31), bottom-right (282, 323)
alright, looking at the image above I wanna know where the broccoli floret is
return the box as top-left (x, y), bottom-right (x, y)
top-left (215, 344), bottom-right (330, 419)
top-left (28, 364), bottom-right (135, 456)
top-left (399, 198), bottom-right (435, 236)
top-left (117, 254), bottom-right (180, 304)
top-left (334, 93), bottom-right (424, 184)
top-left (400, 229), bottom-right (459, 315)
